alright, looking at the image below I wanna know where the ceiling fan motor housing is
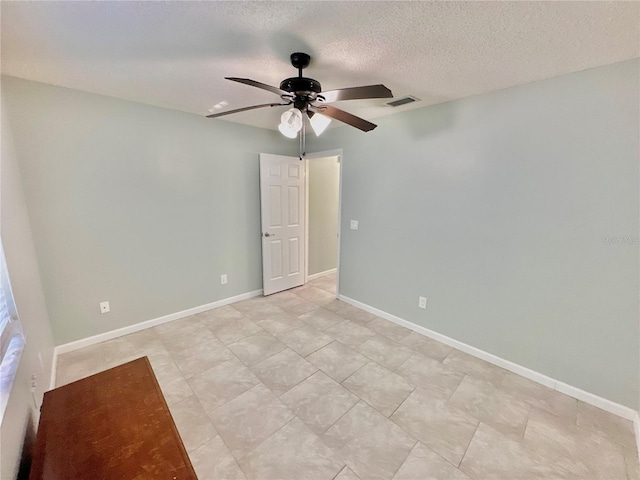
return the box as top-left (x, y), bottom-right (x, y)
top-left (282, 53), bottom-right (321, 105)
top-left (280, 77), bottom-right (322, 95)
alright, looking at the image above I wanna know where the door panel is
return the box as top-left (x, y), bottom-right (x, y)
top-left (260, 154), bottom-right (305, 295)
top-left (288, 237), bottom-right (300, 275)
top-left (269, 186), bottom-right (282, 227)
top-left (270, 241), bottom-right (283, 279)
top-left (288, 186), bottom-right (300, 225)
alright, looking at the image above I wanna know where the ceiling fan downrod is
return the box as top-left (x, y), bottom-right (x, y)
top-left (290, 52), bottom-right (310, 77)
top-left (279, 52), bottom-right (322, 107)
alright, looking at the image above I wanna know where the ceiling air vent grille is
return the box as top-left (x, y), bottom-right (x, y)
top-left (386, 96), bottom-right (420, 107)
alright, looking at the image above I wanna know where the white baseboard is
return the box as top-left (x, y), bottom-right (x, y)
top-left (54, 289), bottom-right (263, 357)
top-left (554, 381), bottom-right (636, 420)
top-left (338, 294), bottom-right (638, 422)
top-left (49, 347), bottom-right (58, 390)
top-left (307, 268), bottom-right (337, 281)
top-left (634, 413), bottom-right (640, 463)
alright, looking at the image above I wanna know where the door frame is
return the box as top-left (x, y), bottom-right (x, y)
top-left (304, 148), bottom-right (344, 298)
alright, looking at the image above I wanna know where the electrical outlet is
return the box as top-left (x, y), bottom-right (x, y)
top-left (37, 352), bottom-right (44, 373)
top-left (418, 296), bottom-right (427, 309)
top-left (350, 220), bottom-right (359, 230)
top-left (99, 301), bottom-right (110, 314)
top-left (221, 274), bottom-right (228, 285)
top-left (30, 373), bottom-right (39, 409)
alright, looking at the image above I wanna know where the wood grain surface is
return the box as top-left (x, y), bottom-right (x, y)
top-left (29, 357), bottom-right (197, 480)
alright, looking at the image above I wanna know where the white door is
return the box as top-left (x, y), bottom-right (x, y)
top-left (260, 154), bottom-right (305, 295)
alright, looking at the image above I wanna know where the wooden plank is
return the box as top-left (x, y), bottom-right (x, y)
top-left (29, 357), bottom-right (197, 480)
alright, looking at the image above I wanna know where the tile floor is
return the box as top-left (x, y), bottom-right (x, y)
top-left (56, 272), bottom-right (639, 480)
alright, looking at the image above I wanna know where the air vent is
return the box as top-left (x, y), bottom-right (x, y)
top-left (386, 96), bottom-right (420, 107)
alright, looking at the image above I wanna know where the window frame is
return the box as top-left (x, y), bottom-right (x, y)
top-left (0, 242), bottom-right (25, 421)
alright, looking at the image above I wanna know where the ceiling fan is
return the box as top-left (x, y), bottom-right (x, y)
top-left (206, 52), bottom-right (393, 137)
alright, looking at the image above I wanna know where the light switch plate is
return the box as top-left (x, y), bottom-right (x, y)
top-left (350, 220), bottom-right (359, 230)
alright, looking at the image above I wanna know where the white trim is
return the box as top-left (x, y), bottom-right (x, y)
top-left (554, 381), bottom-right (636, 420)
top-left (307, 268), bottom-right (337, 281)
top-left (305, 149), bottom-right (343, 159)
top-left (304, 157), bottom-right (310, 284)
top-left (49, 348), bottom-right (57, 390)
top-left (335, 152), bottom-right (342, 298)
top-left (338, 294), bottom-right (638, 421)
top-left (634, 413), bottom-right (640, 463)
top-left (55, 289), bottom-right (262, 355)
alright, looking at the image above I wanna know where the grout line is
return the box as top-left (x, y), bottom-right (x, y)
top-left (172, 394), bottom-right (217, 455)
top-left (389, 439), bottom-right (419, 479)
top-left (518, 404), bottom-right (533, 442)
top-left (339, 357), bottom-right (418, 421)
top-left (238, 415), bottom-right (298, 465)
top-left (339, 360), bottom-right (371, 385)
top-left (396, 351), bottom-right (420, 371)
top-left (457, 421), bottom-right (481, 468)
top-left (445, 373), bottom-right (467, 402)
top-left (330, 465), bottom-right (350, 480)
top-left (442, 348), bottom-right (454, 364)
top-left (231, 456), bottom-right (247, 479)
top-left (300, 336), bottom-right (335, 358)
top-left (427, 442), bottom-right (467, 471)
top-left (388, 386), bottom-right (417, 419)
top-left (255, 354), bottom-right (320, 398)
top-left (320, 399), bottom-right (360, 436)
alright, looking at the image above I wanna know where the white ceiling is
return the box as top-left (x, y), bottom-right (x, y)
top-left (2, 1), bottom-right (638, 131)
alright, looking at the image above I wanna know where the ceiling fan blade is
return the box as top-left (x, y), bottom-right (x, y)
top-left (225, 77), bottom-right (291, 97)
top-left (206, 103), bottom-right (289, 118)
top-left (310, 104), bottom-right (377, 132)
top-left (318, 84), bottom-right (392, 103)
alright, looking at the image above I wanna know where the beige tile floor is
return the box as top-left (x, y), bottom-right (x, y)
top-left (56, 272), bottom-right (639, 480)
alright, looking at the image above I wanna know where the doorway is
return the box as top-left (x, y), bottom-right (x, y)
top-left (305, 149), bottom-right (343, 296)
top-left (259, 150), bottom-right (342, 297)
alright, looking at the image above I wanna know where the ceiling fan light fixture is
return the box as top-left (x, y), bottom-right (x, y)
top-left (278, 122), bottom-right (298, 138)
top-left (281, 108), bottom-right (303, 129)
top-left (309, 112), bottom-right (331, 136)
top-left (279, 108), bottom-right (303, 138)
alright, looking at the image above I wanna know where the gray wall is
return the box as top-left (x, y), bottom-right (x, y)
top-left (1, 94), bottom-right (56, 479)
top-left (308, 59), bottom-right (640, 409)
top-left (308, 156), bottom-right (339, 276)
top-left (2, 77), bottom-right (293, 345)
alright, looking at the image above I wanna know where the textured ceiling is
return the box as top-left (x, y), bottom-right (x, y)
top-left (2, 1), bottom-right (638, 131)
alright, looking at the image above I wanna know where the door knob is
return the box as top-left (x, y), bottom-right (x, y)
top-left (263, 232), bottom-right (275, 237)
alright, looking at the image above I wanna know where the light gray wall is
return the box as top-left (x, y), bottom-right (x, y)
top-left (308, 156), bottom-right (339, 276)
top-left (308, 59), bottom-right (640, 409)
top-left (2, 77), bottom-right (294, 345)
top-left (3, 58), bottom-right (639, 412)
top-left (1, 94), bottom-right (56, 479)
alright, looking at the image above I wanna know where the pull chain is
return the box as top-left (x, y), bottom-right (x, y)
top-left (299, 119), bottom-right (306, 160)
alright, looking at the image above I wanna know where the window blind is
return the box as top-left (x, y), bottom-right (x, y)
top-left (0, 242), bottom-right (25, 420)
